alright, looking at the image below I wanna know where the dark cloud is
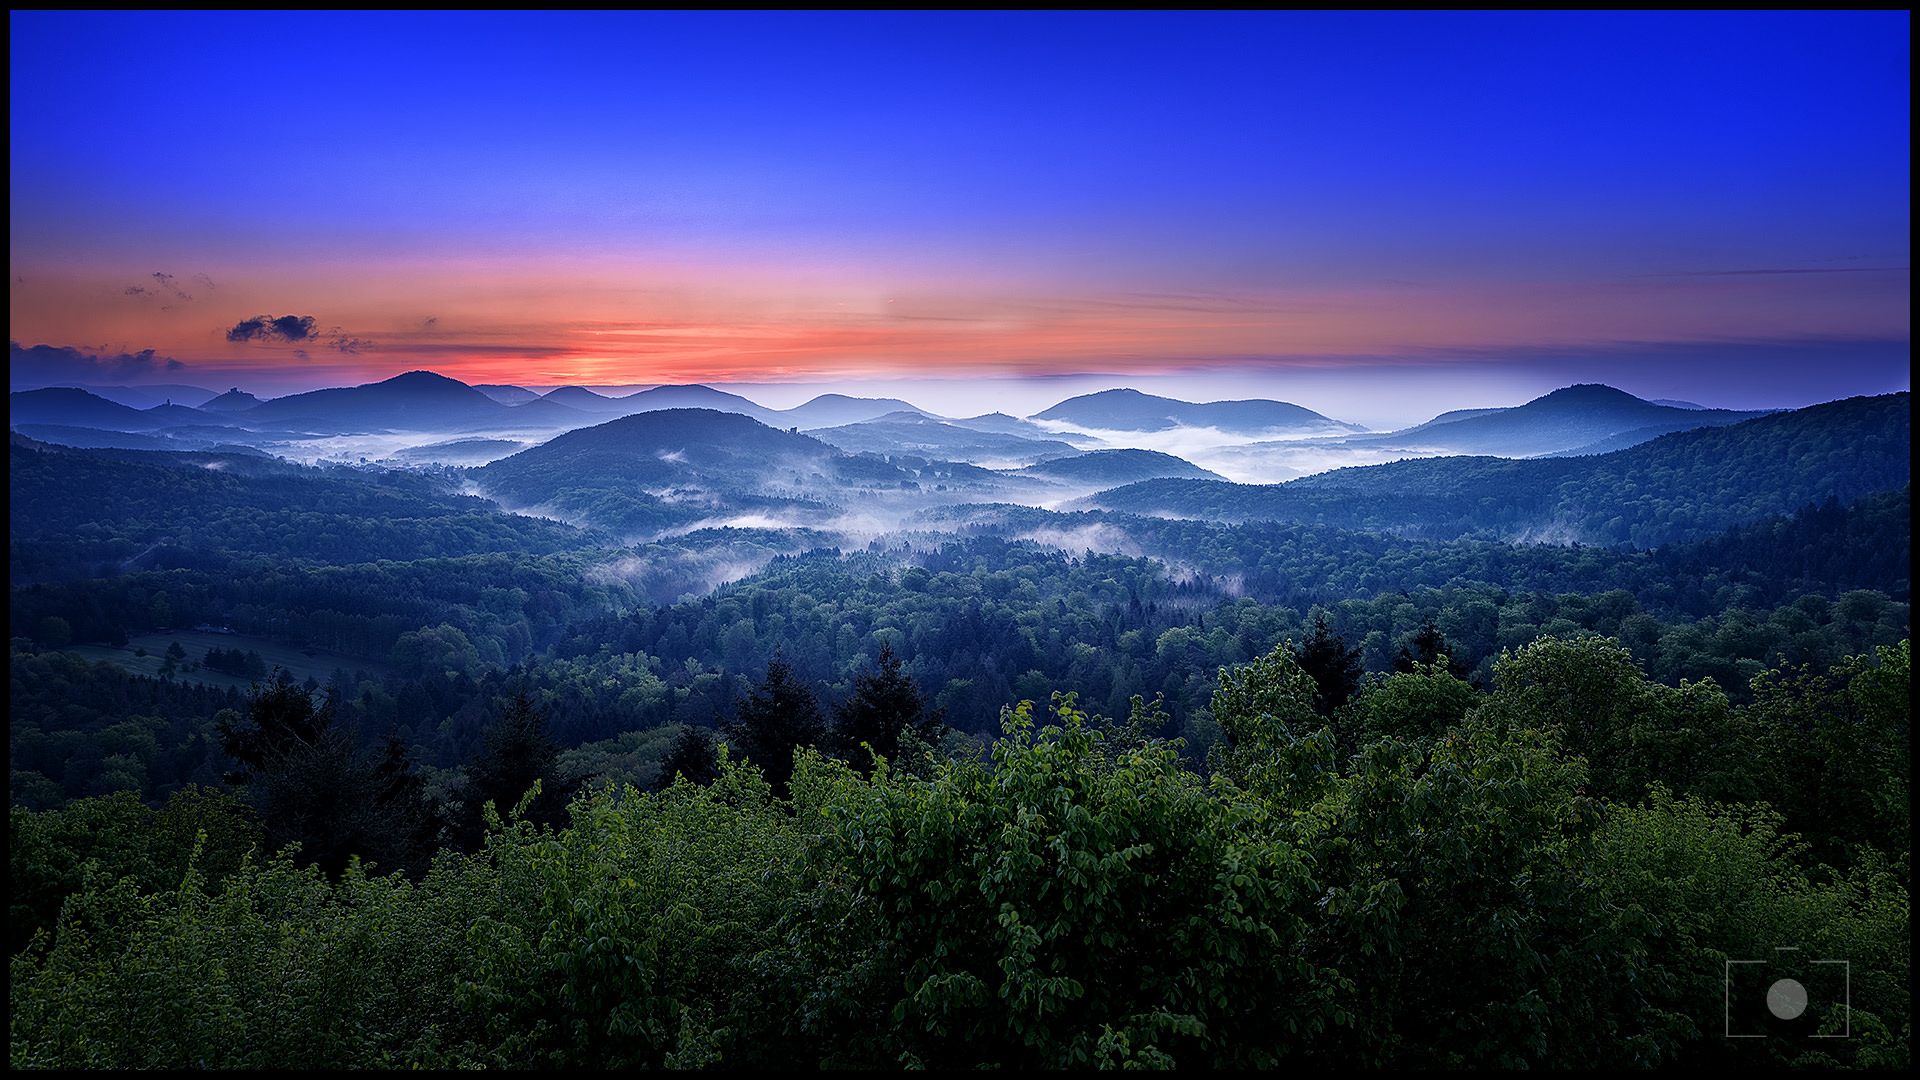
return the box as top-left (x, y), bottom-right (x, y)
top-left (226, 313), bottom-right (375, 354)
top-left (9, 341), bottom-right (187, 385)
top-left (227, 314), bottom-right (320, 343)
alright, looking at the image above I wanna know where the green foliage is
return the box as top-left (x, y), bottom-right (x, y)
top-left (784, 695), bottom-right (1325, 1068)
top-left (1594, 788), bottom-right (1911, 1068)
top-left (1477, 635), bottom-right (1757, 804)
top-left (1290, 716), bottom-right (1643, 1068)
top-left (831, 641), bottom-right (947, 773)
top-left (10, 847), bottom-right (502, 1069)
top-left (459, 758), bottom-right (803, 1068)
top-left (6, 640), bottom-right (1911, 1068)
top-left (215, 672), bottom-right (380, 877)
top-left (650, 723), bottom-right (719, 790)
top-left (8, 786), bottom-right (261, 958)
top-left (1742, 638), bottom-right (1911, 869)
top-left (724, 654), bottom-right (827, 798)
top-left (461, 688), bottom-right (570, 840)
top-left (1204, 640), bottom-right (1337, 806)
top-left (1354, 659), bottom-right (1479, 741)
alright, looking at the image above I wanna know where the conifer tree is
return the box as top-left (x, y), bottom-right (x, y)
top-left (725, 653), bottom-right (826, 797)
top-left (1393, 617), bottom-right (1469, 679)
top-left (465, 688), bottom-right (569, 836)
top-left (214, 669), bottom-right (372, 877)
top-left (654, 723), bottom-right (720, 790)
top-left (831, 642), bottom-right (944, 773)
top-left (1297, 613), bottom-right (1364, 717)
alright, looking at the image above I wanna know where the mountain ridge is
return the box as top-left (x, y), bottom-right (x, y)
top-left (1032, 387), bottom-right (1364, 436)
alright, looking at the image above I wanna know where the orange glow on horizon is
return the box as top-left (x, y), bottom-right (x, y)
top-left (10, 259), bottom-right (1908, 392)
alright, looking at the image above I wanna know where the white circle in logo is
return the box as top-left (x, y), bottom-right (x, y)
top-left (1767, 978), bottom-right (1808, 1020)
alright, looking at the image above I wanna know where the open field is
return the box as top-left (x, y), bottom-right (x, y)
top-left (69, 630), bottom-right (391, 692)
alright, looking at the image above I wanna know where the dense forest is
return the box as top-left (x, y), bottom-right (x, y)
top-left (8, 391), bottom-right (1911, 1068)
top-left (11, 640), bottom-right (1909, 1068)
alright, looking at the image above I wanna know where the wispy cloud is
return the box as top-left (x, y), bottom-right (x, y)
top-left (121, 270), bottom-right (215, 308)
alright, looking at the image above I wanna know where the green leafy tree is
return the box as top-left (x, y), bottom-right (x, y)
top-left (9, 786), bottom-right (260, 958)
top-left (34, 617), bottom-right (70, 650)
top-left (1475, 635), bottom-right (1757, 804)
top-left (1394, 616), bottom-right (1470, 680)
top-left (461, 754), bottom-right (801, 1068)
top-left (1743, 639), bottom-right (1911, 866)
top-left (1354, 658), bottom-right (1479, 742)
top-left (1593, 787), bottom-right (1912, 1069)
top-left (783, 696), bottom-right (1328, 1068)
top-left (1290, 714), bottom-right (1645, 1068)
top-left (1205, 639), bottom-right (1337, 808)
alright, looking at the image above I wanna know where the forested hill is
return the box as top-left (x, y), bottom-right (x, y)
top-left (475, 408), bottom-right (917, 535)
top-left (1021, 448), bottom-right (1225, 484)
top-left (1085, 392), bottom-right (1909, 547)
top-left (1344, 382), bottom-right (1771, 456)
top-left (9, 440), bottom-right (596, 580)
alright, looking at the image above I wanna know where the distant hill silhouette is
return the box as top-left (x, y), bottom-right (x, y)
top-left (610, 384), bottom-right (784, 425)
top-left (9, 387), bottom-right (228, 431)
top-left (1032, 388), bottom-right (1363, 435)
top-left (778, 394), bottom-right (925, 429)
top-left (1020, 448), bottom-right (1225, 485)
top-left (240, 370), bottom-right (511, 431)
top-left (473, 384), bottom-right (542, 405)
top-left (1358, 384), bottom-right (1771, 457)
top-left (49, 383), bottom-right (219, 410)
top-left (946, 412), bottom-right (1100, 443)
top-left (199, 389), bottom-right (265, 411)
top-left (494, 397), bottom-right (596, 428)
top-left (1083, 393), bottom-right (1910, 548)
top-left (540, 386), bottom-right (628, 412)
top-left (9, 424), bottom-right (186, 451)
top-left (808, 413), bottom-right (1080, 466)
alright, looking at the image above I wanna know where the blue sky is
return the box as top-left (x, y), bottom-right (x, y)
top-left (9, 11), bottom-right (1909, 424)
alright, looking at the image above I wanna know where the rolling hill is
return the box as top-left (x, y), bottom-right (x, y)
top-left (233, 370), bottom-right (515, 431)
top-left (1019, 448), bottom-right (1225, 485)
top-left (1081, 393), bottom-right (1910, 547)
top-left (1355, 384), bottom-right (1773, 457)
top-left (1031, 388), bottom-right (1365, 436)
top-left (475, 408), bottom-right (918, 535)
top-left (806, 412), bottom-right (1081, 466)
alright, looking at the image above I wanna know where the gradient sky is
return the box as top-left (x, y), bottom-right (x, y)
top-left (8, 11), bottom-right (1910, 427)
